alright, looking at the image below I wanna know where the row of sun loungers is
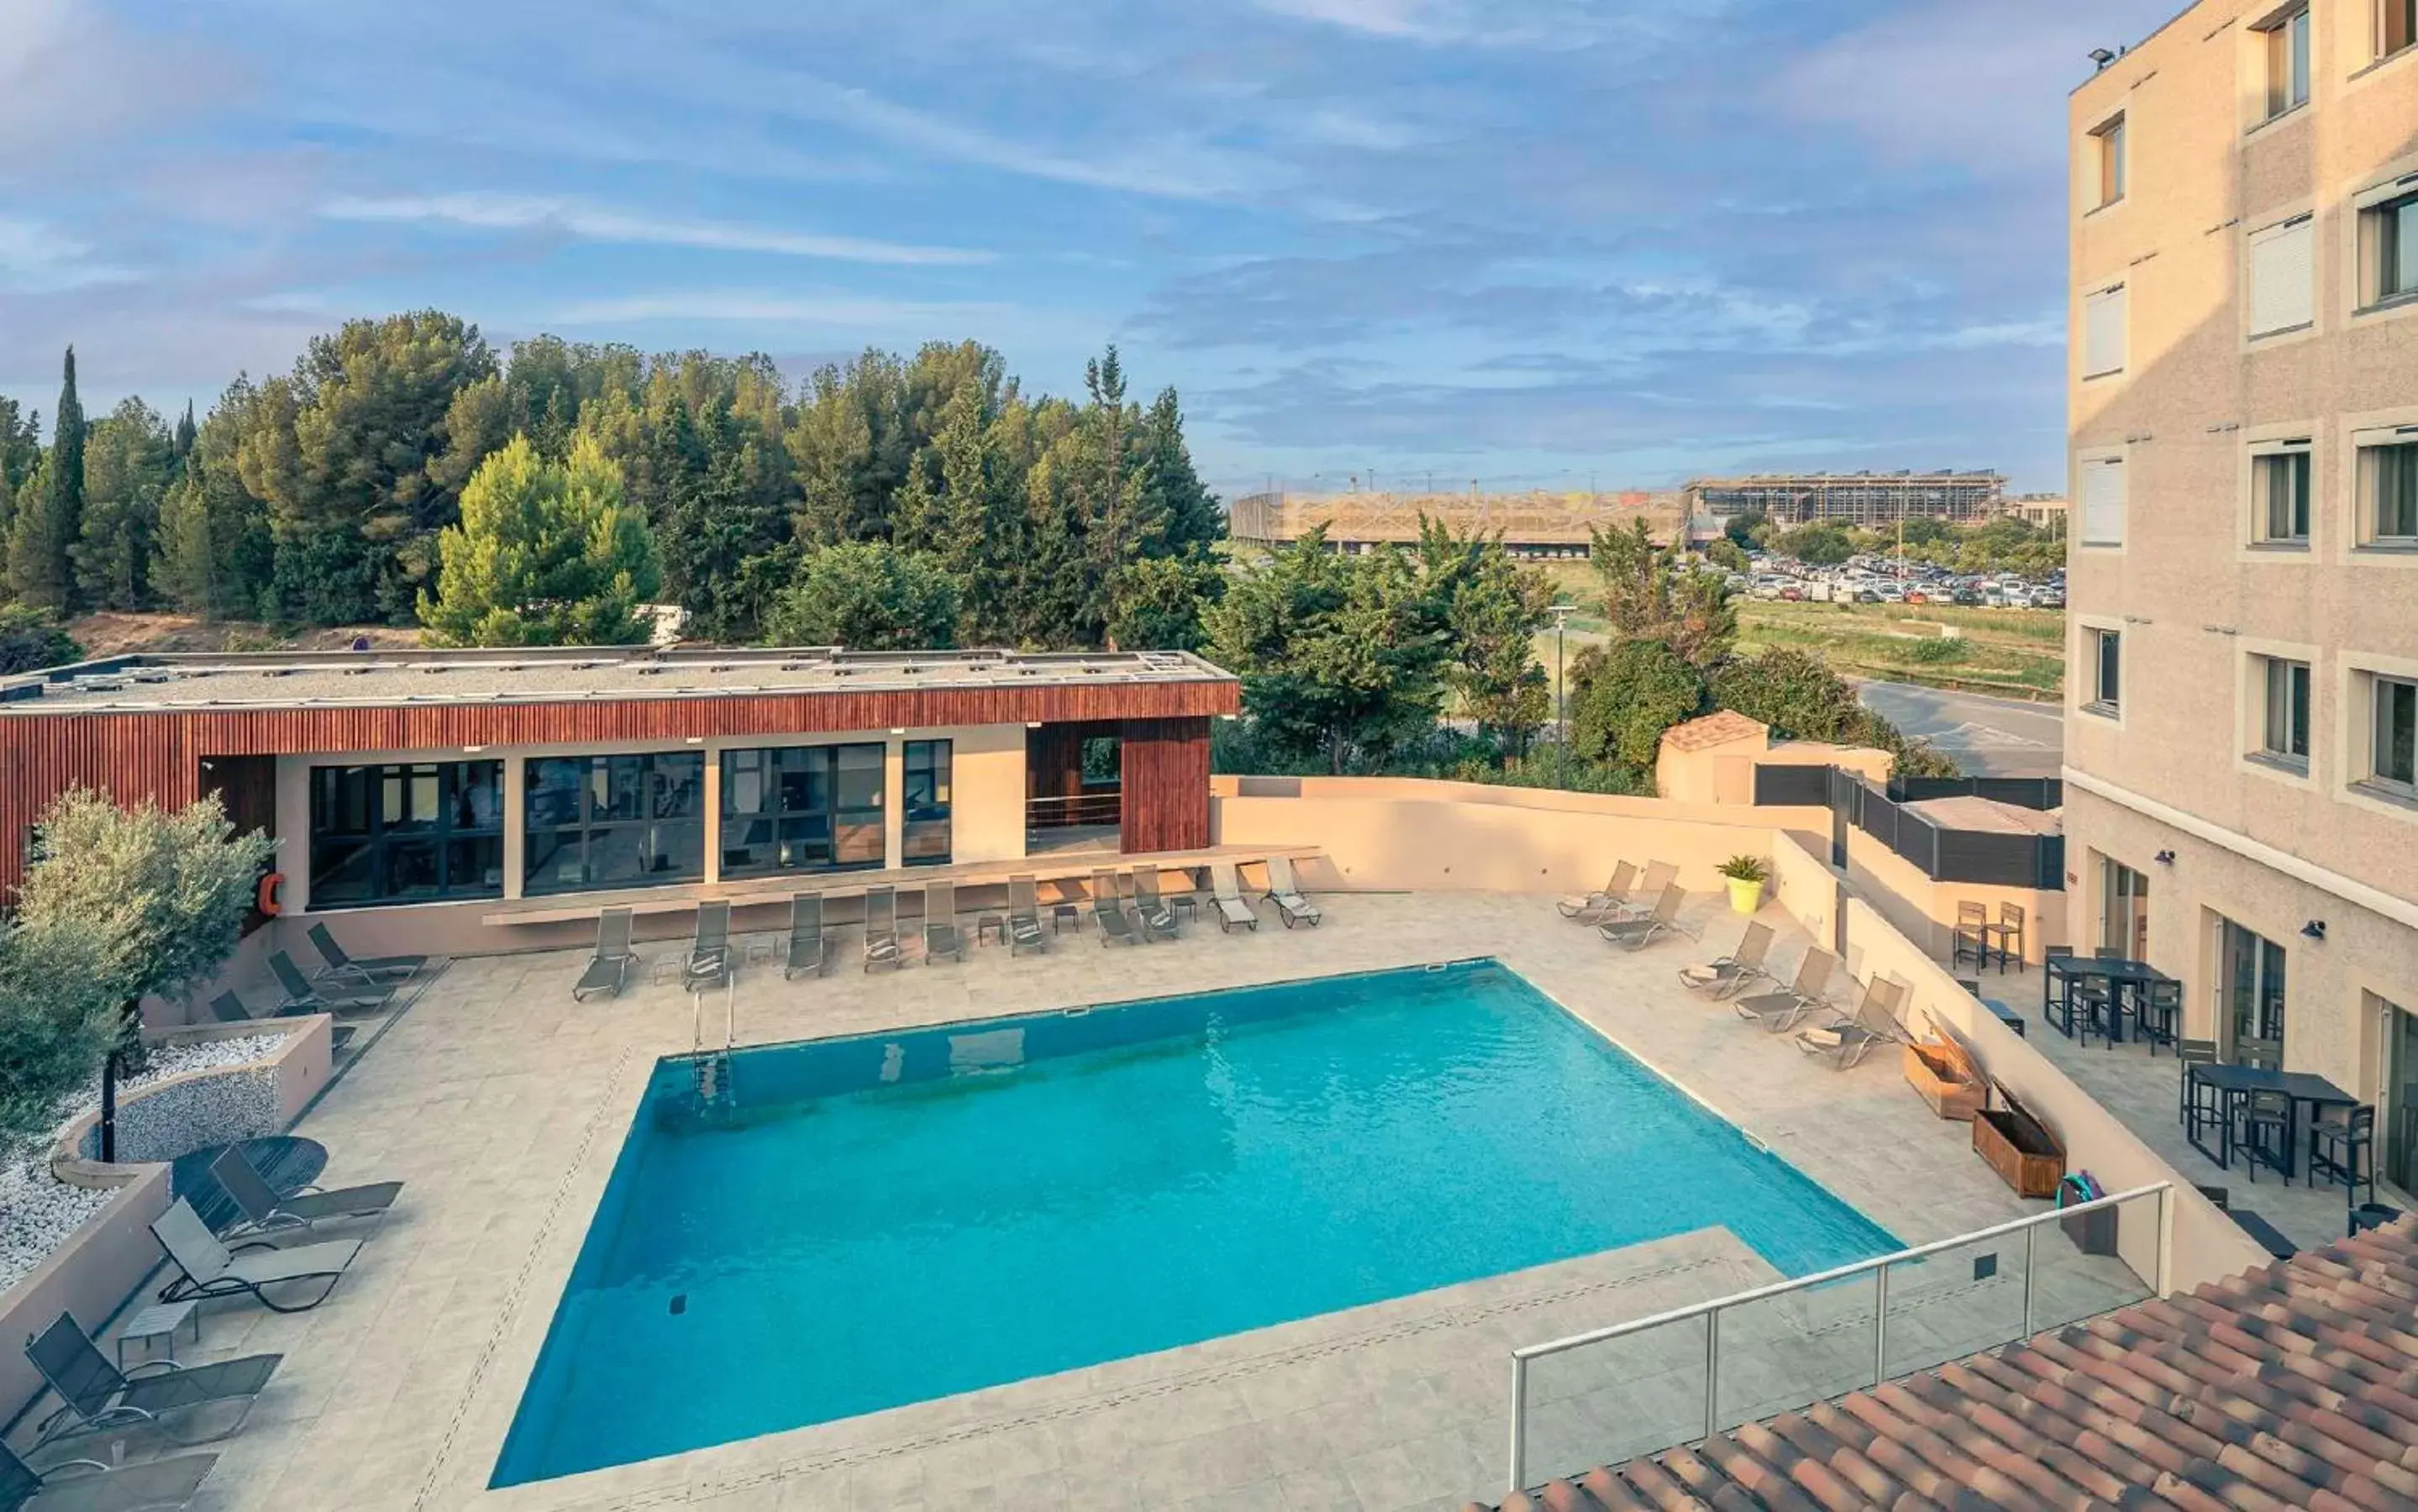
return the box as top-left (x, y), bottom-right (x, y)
top-left (5, 1142), bottom-right (408, 1509)
top-left (571, 858), bottom-right (1325, 998)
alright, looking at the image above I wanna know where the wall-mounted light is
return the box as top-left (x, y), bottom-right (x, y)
top-left (2154, 849), bottom-right (2175, 865)
top-left (888, 727), bottom-right (907, 736)
top-left (463, 745), bottom-right (486, 754)
top-left (2089, 46), bottom-right (2116, 70)
top-left (684, 736), bottom-right (704, 745)
top-left (1026, 721), bottom-right (1043, 730)
top-left (2301, 920), bottom-right (2327, 942)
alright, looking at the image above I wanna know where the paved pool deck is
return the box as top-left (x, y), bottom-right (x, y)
top-left (83, 893), bottom-right (2120, 1511)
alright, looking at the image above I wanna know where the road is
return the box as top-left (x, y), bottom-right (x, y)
top-left (1857, 680), bottom-right (2064, 778)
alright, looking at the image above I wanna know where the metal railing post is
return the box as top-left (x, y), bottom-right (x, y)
top-left (2157, 1185), bottom-right (2174, 1297)
top-left (2022, 1222), bottom-right (2037, 1336)
top-left (1703, 1308), bottom-right (1721, 1442)
top-left (1507, 1354), bottom-right (1528, 1495)
top-left (1872, 1263), bottom-right (1890, 1388)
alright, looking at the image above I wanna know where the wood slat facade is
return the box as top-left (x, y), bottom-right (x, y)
top-left (0, 680), bottom-right (1236, 897)
top-left (1118, 717), bottom-right (1215, 854)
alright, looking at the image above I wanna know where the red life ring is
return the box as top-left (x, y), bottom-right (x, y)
top-left (257, 873), bottom-right (285, 916)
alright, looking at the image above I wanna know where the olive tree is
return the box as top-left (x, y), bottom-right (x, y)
top-left (0, 921), bottom-right (125, 1168)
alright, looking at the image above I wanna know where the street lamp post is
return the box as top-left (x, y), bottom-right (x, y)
top-left (1549, 601), bottom-right (1574, 757)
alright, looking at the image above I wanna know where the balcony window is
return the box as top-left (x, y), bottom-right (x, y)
top-left (2263, 7), bottom-right (2311, 118)
top-left (2086, 628), bottom-right (2121, 716)
top-left (2091, 115), bottom-right (2126, 208)
top-left (2358, 436), bottom-right (2418, 547)
top-left (2253, 655), bottom-right (2311, 767)
top-left (309, 761), bottom-right (503, 908)
top-left (2251, 445), bottom-right (2311, 545)
top-left (523, 752), bottom-right (705, 895)
top-left (2359, 185), bottom-right (2418, 310)
top-left (2386, 0), bottom-right (2416, 59)
top-left (2374, 676), bottom-right (2418, 791)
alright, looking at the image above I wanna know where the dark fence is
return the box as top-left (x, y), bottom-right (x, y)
top-left (1758, 764), bottom-right (2063, 890)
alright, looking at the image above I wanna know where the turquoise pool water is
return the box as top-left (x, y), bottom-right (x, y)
top-left (492, 960), bottom-right (1896, 1487)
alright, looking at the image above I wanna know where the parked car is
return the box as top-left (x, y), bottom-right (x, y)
top-left (2031, 586), bottom-right (2065, 608)
top-left (1951, 585), bottom-right (1984, 606)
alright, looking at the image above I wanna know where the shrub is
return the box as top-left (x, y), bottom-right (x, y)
top-left (1902, 636), bottom-right (1968, 664)
top-left (1710, 647), bottom-right (1959, 779)
top-left (1717, 854), bottom-right (1769, 883)
top-left (1568, 638), bottom-right (1708, 774)
top-left (0, 604), bottom-right (81, 675)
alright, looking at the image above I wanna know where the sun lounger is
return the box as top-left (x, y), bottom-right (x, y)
top-left (208, 990), bottom-right (353, 1053)
top-left (2, 1439), bottom-right (218, 1512)
top-left (570, 907), bottom-right (639, 1001)
top-left (150, 1199), bottom-right (360, 1315)
top-left (1264, 856), bottom-right (1322, 927)
top-left (1794, 976), bottom-right (1911, 1070)
top-left (863, 885), bottom-right (901, 972)
top-left (682, 900), bottom-right (733, 990)
top-left (1595, 861), bottom-right (1679, 924)
top-left (1679, 921), bottom-right (1775, 998)
top-left (23, 1313), bottom-right (278, 1457)
top-left (1007, 875), bottom-right (1049, 954)
top-left (1210, 863), bottom-right (1259, 932)
top-left (1556, 863), bottom-right (1638, 923)
top-left (1132, 869), bottom-right (1180, 940)
top-left (1091, 869), bottom-right (1140, 947)
top-left (783, 893), bottom-right (828, 979)
top-left (305, 923), bottom-right (425, 987)
top-left (1734, 948), bottom-right (1837, 1032)
top-left (211, 1147), bottom-right (402, 1243)
top-left (923, 882), bottom-right (965, 963)
top-left (1596, 883), bottom-right (1688, 950)
top-left (268, 952), bottom-right (389, 1017)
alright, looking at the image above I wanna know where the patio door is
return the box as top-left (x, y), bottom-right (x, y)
top-left (2099, 857), bottom-right (2148, 958)
top-left (2389, 1000), bottom-right (2418, 1189)
top-left (2219, 917), bottom-right (2287, 1068)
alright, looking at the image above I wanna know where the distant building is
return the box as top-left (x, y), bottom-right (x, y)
top-left (1226, 490), bottom-right (1682, 560)
top-left (1683, 471), bottom-right (2007, 526)
top-left (2009, 495), bottom-right (2068, 531)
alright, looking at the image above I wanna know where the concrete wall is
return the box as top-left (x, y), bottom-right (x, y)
top-left (0, 1164), bottom-right (171, 1428)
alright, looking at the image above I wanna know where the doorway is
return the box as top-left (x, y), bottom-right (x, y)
top-left (2218, 916), bottom-right (2288, 1068)
top-left (2388, 999), bottom-right (2418, 1190)
top-left (2099, 856), bottom-right (2149, 958)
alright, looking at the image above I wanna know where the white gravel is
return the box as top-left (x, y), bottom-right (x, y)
top-left (0, 1032), bottom-right (292, 1295)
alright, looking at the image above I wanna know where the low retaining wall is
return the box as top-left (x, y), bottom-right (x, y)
top-left (0, 1165), bottom-right (171, 1431)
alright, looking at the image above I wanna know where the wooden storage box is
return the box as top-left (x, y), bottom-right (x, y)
top-left (1903, 1039), bottom-right (1984, 1121)
top-left (1973, 1083), bottom-right (2064, 1198)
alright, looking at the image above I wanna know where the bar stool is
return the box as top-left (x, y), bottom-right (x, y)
top-left (2043, 946), bottom-right (2077, 1037)
top-left (2178, 1039), bottom-right (2223, 1147)
top-left (1987, 902), bottom-right (2026, 972)
top-left (2235, 1090), bottom-right (2294, 1184)
top-left (1953, 901), bottom-right (1990, 971)
top-left (2308, 1104), bottom-right (2376, 1205)
top-left (2135, 979), bottom-right (2180, 1055)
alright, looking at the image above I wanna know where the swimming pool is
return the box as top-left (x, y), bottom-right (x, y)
top-left (491, 960), bottom-right (1896, 1487)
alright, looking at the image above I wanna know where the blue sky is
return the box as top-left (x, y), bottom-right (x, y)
top-left (0, 0), bottom-right (2183, 495)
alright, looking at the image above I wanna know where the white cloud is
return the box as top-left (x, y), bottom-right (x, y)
top-left (548, 291), bottom-right (1012, 326)
top-left (319, 193), bottom-right (993, 266)
top-left (0, 217), bottom-right (140, 293)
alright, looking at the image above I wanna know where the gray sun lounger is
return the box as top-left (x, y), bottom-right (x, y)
top-left (1264, 856), bottom-right (1322, 927)
top-left (863, 885), bottom-right (902, 972)
top-left (268, 952), bottom-right (389, 1016)
top-left (1596, 882), bottom-right (1688, 950)
top-left (1007, 875), bottom-right (1049, 954)
top-left (150, 1199), bottom-right (361, 1315)
top-left (1556, 862), bottom-right (1638, 923)
top-left (571, 907), bottom-right (639, 1001)
top-left (1595, 861), bottom-right (1679, 925)
top-left (23, 1313), bottom-right (278, 1457)
top-left (1734, 948), bottom-right (1838, 1032)
top-left (305, 922), bottom-right (425, 986)
top-left (208, 990), bottom-right (354, 1053)
top-left (783, 893), bottom-right (829, 979)
top-left (2, 1439), bottom-right (218, 1512)
top-left (1679, 921), bottom-right (1777, 999)
top-left (923, 882), bottom-right (965, 963)
top-left (211, 1147), bottom-right (402, 1243)
top-left (1210, 863), bottom-right (1259, 932)
top-left (1091, 869), bottom-right (1140, 947)
top-left (1795, 976), bottom-right (1912, 1070)
top-left (1132, 869), bottom-right (1180, 940)
top-left (682, 900), bottom-right (733, 991)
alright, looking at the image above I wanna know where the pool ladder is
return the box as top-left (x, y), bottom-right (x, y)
top-left (690, 979), bottom-right (738, 1112)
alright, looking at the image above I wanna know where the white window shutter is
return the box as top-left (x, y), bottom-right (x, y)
top-left (2084, 286), bottom-right (2127, 376)
top-left (2082, 458), bottom-right (2126, 546)
top-left (2248, 218), bottom-right (2314, 337)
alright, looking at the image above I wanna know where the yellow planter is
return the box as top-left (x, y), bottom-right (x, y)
top-left (1726, 877), bottom-right (1764, 915)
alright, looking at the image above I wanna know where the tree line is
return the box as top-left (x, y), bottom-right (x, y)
top-left (0, 319), bottom-right (1225, 651)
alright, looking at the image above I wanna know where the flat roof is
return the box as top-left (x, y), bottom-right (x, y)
top-left (0, 646), bottom-right (1238, 715)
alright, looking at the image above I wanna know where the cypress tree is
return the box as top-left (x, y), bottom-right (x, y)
top-left (9, 349), bottom-right (86, 609)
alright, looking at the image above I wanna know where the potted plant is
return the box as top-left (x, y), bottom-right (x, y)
top-left (1717, 854), bottom-right (1769, 916)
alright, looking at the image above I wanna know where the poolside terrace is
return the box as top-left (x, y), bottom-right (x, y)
top-left (68, 891), bottom-right (2099, 1512)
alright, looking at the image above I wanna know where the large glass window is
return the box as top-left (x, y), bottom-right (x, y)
top-left (309, 761), bottom-right (503, 908)
top-left (902, 740), bottom-right (952, 866)
top-left (524, 752), bottom-right (705, 895)
top-left (2221, 918), bottom-right (2288, 1068)
top-left (719, 743), bottom-right (886, 878)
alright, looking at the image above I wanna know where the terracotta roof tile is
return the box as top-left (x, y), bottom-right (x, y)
top-left (1658, 711), bottom-right (1767, 753)
top-left (1474, 1220), bottom-right (2418, 1512)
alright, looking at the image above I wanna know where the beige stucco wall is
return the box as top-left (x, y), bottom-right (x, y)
top-left (0, 1163), bottom-right (171, 1425)
top-left (2067, 3), bottom-right (2418, 1093)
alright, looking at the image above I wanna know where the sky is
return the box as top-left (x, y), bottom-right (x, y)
top-left (0, 0), bottom-right (2186, 497)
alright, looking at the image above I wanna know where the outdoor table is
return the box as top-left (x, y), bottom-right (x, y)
top-left (170, 1135), bottom-right (329, 1233)
top-left (116, 1299), bottom-right (199, 1368)
top-left (2183, 1063), bottom-right (2359, 1178)
top-left (2045, 955), bottom-right (2174, 1043)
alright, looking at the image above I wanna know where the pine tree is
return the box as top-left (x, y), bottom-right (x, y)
top-left (73, 397), bottom-right (174, 610)
top-left (171, 402), bottom-right (197, 465)
top-left (9, 349), bottom-right (86, 610)
top-left (418, 433), bottom-right (660, 646)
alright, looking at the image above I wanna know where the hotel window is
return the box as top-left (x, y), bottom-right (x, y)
top-left (2358, 178), bottom-right (2418, 309)
top-left (523, 752), bottom-right (705, 895)
top-left (2251, 442), bottom-right (2311, 545)
top-left (2220, 917), bottom-right (2289, 1068)
top-left (2385, 0), bottom-right (2417, 58)
top-left (2091, 115), bottom-right (2126, 207)
top-left (719, 743), bottom-right (886, 879)
top-left (902, 740), bottom-right (953, 866)
top-left (308, 761), bottom-right (503, 908)
top-left (2083, 285), bottom-right (2127, 377)
top-left (2357, 432), bottom-right (2418, 547)
top-left (2368, 675), bottom-right (2418, 793)
top-left (2247, 215), bottom-right (2315, 337)
top-left (2086, 627), bottom-right (2122, 716)
top-left (2263, 7), bottom-right (2311, 118)
top-left (2252, 655), bottom-right (2311, 767)
top-left (2079, 454), bottom-right (2126, 544)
